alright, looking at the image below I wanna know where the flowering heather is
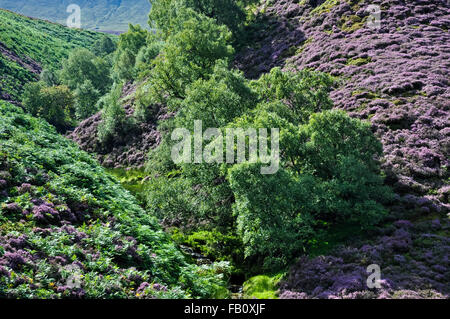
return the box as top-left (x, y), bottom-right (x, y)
top-left (236, 0), bottom-right (449, 212)
top-left (17, 183), bottom-right (32, 194)
top-left (1, 0), bottom-right (448, 300)
top-left (231, 0), bottom-right (450, 298)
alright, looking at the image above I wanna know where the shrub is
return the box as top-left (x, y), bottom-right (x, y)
top-left (177, 61), bottom-right (255, 129)
top-left (251, 67), bottom-right (335, 124)
top-left (149, 0), bottom-right (247, 40)
top-left (112, 24), bottom-right (149, 82)
top-left (227, 110), bottom-right (394, 270)
top-left (22, 82), bottom-right (75, 131)
top-left (113, 49), bottom-right (137, 82)
top-left (39, 68), bottom-right (59, 86)
top-left (147, 8), bottom-right (234, 108)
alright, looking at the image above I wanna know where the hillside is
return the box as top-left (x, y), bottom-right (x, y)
top-left (71, 0), bottom-right (450, 208)
top-left (235, 0), bottom-right (450, 298)
top-left (68, 82), bottom-right (166, 168)
top-left (0, 0), bottom-right (151, 32)
top-left (0, 101), bottom-right (227, 298)
top-left (0, 8), bottom-right (107, 102)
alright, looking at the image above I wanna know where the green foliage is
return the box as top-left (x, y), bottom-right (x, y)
top-left (310, 0), bottom-right (340, 16)
top-left (145, 176), bottom-right (197, 227)
top-left (117, 24), bottom-right (149, 54)
top-left (147, 8), bottom-right (234, 107)
top-left (39, 68), bottom-right (59, 86)
top-left (0, 100), bottom-right (228, 299)
top-left (22, 82), bottom-right (75, 131)
top-left (59, 48), bottom-right (111, 95)
top-left (135, 39), bottom-right (164, 77)
top-left (300, 110), bottom-right (383, 179)
top-left (150, 0), bottom-right (248, 39)
top-left (0, 9), bottom-right (107, 100)
top-left (140, 1), bottom-right (392, 273)
top-left (92, 36), bottom-right (117, 57)
top-left (112, 24), bottom-right (150, 82)
top-left (21, 81), bottom-right (46, 115)
top-left (172, 229), bottom-right (243, 263)
top-left (251, 67), bottom-right (335, 124)
top-left (113, 49), bottom-right (137, 82)
top-left (97, 83), bottom-right (136, 147)
top-left (177, 61), bottom-right (255, 128)
top-left (74, 80), bottom-right (100, 120)
top-left (148, 0), bottom-right (189, 38)
top-left (0, 9), bottom-right (105, 67)
top-left (227, 110), bottom-right (394, 270)
top-left (228, 163), bottom-right (314, 270)
top-left (243, 273), bottom-right (285, 299)
top-left (0, 54), bottom-right (36, 101)
top-left (346, 56), bottom-right (372, 66)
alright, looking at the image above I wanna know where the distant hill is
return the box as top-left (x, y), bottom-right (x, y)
top-left (0, 0), bottom-right (151, 32)
top-left (0, 8), bottom-right (108, 102)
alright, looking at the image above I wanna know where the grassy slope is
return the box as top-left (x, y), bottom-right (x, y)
top-left (0, 8), bottom-right (109, 101)
top-left (0, 101), bottom-right (226, 298)
top-left (0, 0), bottom-right (151, 31)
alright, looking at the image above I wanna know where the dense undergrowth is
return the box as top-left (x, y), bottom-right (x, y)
top-left (0, 101), bottom-right (229, 298)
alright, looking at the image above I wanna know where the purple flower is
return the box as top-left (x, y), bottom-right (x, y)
top-left (18, 183), bottom-right (32, 194)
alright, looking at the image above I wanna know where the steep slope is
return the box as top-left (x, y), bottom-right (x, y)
top-left (0, 101), bottom-right (226, 298)
top-left (71, 0), bottom-right (449, 206)
top-left (0, 0), bottom-right (151, 32)
top-left (0, 8), bottom-right (108, 102)
top-left (233, 0), bottom-right (450, 299)
top-left (237, 0), bottom-right (449, 208)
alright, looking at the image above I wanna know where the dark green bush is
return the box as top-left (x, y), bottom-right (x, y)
top-left (97, 83), bottom-right (136, 147)
top-left (92, 36), bottom-right (117, 57)
top-left (22, 82), bottom-right (75, 131)
top-left (74, 80), bottom-right (100, 120)
top-left (59, 48), bottom-right (111, 95)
